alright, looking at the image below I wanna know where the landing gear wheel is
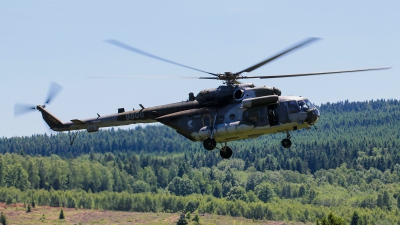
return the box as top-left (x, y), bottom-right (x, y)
top-left (220, 146), bottom-right (233, 159)
top-left (281, 138), bottom-right (292, 148)
top-left (203, 137), bottom-right (217, 151)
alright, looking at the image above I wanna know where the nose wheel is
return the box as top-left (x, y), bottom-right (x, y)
top-left (281, 131), bottom-right (292, 148)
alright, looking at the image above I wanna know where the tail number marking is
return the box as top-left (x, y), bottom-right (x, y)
top-left (126, 112), bottom-right (145, 120)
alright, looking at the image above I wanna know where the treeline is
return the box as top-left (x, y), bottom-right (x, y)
top-left (1, 186), bottom-right (398, 224)
top-left (0, 152), bottom-right (400, 224)
top-left (2, 99), bottom-right (400, 174)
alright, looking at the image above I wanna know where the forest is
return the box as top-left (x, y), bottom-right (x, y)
top-left (1, 99), bottom-right (400, 224)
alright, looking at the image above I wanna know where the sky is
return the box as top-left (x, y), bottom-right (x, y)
top-left (1, 1), bottom-right (399, 138)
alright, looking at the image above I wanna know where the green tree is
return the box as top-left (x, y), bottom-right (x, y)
top-left (245, 172), bottom-right (263, 191)
top-left (184, 201), bottom-right (198, 213)
top-left (255, 182), bottom-right (274, 203)
top-left (0, 212), bottom-right (7, 225)
top-left (227, 186), bottom-right (247, 202)
top-left (132, 181), bottom-right (150, 193)
top-left (192, 213), bottom-right (200, 225)
top-left (316, 212), bottom-right (345, 225)
top-left (26, 204), bottom-right (31, 213)
top-left (397, 193), bottom-right (400, 209)
top-left (211, 181), bottom-right (222, 198)
top-left (0, 155), bottom-right (5, 187)
top-left (377, 193), bottom-right (384, 209)
top-left (350, 211), bottom-right (360, 225)
top-left (382, 190), bottom-right (390, 210)
top-left (5, 164), bottom-right (30, 190)
top-left (167, 177), bottom-right (194, 196)
top-left (27, 160), bottom-right (40, 189)
top-left (176, 214), bottom-right (188, 225)
top-left (59, 209), bottom-right (65, 219)
top-left (5, 195), bottom-right (13, 205)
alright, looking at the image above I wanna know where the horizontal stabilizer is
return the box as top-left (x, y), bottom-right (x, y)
top-left (70, 119), bottom-right (85, 125)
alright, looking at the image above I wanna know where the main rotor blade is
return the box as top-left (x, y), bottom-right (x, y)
top-left (105, 39), bottom-right (218, 76)
top-left (236, 37), bottom-right (320, 75)
top-left (45, 81), bottom-right (63, 105)
top-left (14, 103), bottom-right (36, 117)
top-left (240, 67), bottom-right (391, 79)
top-left (88, 75), bottom-right (199, 79)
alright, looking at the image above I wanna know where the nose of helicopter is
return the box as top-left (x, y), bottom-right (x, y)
top-left (306, 108), bottom-right (320, 124)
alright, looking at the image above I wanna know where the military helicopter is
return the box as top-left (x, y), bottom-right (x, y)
top-left (14, 37), bottom-right (390, 159)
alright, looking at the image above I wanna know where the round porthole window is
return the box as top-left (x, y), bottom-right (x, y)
top-left (187, 120), bottom-right (195, 128)
top-left (229, 114), bottom-right (235, 120)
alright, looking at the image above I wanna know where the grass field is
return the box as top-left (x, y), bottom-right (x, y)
top-left (0, 203), bottom-right (308, 225)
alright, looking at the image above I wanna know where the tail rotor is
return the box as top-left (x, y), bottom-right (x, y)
top-left (14, 81), bottom-right (63, 116)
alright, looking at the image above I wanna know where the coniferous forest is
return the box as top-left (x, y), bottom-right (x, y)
top-left (1, 99), bottom-right (400, 224)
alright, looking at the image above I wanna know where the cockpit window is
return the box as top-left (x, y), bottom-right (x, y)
top-left (297, 99), bottom-right (315, 112)
top-left (304, 99), bottom-right (315, 108)
top-left (288, 101), bottom-right (300, 113)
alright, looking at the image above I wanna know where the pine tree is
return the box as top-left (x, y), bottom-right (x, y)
top-left (377, 193), bottom-right (384, 209)
top-left (0, 212), bottom-right (7, 225)
top-left (59, 209), bottom-right (65, 220)
top-left (350, 211), bottom-right (359, 225)
top-left (192, 213), bottom-right (200, 225)
top-left (383, 191), bottom-right (390, 210)
top-left (176, 214), bottom-right (188, 225)
top-left (26, 204), bottom-right (31, 213)
top-left (397, 194), bottom-right (400, 209)
top-left (316, 212), bottom-right (345, 225)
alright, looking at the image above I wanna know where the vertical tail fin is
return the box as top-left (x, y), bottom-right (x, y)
top-left (36, 105), bottom-right (64, 130)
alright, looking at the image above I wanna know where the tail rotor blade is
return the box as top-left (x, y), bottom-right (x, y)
top-left (14, 103), bottom-right (36, 117)
top-left (44, 81), bottom-right (63, 105)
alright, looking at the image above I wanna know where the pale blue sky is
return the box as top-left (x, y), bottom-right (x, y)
top-left (1, 1), bottom-right (398, 137)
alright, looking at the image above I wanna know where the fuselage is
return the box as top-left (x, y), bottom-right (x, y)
top-left (37, 83), bottom-right (320, 143)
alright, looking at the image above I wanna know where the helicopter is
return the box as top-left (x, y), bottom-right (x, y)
top-left (14, 37), bottom-right (390, 159)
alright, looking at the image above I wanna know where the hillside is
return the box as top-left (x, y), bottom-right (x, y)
top-left (0, 99), bottom-right (400, 224)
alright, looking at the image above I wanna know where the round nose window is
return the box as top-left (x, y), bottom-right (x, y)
top-left (233, 89), bottom-right (244, 100)
top-left (229, 114), bottom-right (235, 120)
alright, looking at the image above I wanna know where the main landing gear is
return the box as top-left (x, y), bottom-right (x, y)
top-left (203, 137), bottom-right (216, 150)
top-left (203, 137), bottom-right (233, 159)
top-left (281, 131), bottom-right (292, 148)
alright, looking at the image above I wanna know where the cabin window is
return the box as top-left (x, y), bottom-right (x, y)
top-left (288, 101), bottom-right (300, 113)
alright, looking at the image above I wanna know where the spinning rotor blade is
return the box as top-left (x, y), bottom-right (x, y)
top-left (88, 75), bottom-right (199, 79)
top-left (14, 103), bottom-right (36, 117)
top-left (45, 81), bottom-right (63, 104)
top-left (14, 81), bottom-right (63, 117)
top-left (105, 39), bottom-right (218, 76)
top-left (240, 67), bottom-right (391, 79)
top-left (236, 37), bottom-right (320, 75)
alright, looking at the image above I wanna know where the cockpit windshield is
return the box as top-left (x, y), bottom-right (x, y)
top-left (297, 99), bottom-right (315, 112)
top-left (304, 99), bottom-right (315, 109)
